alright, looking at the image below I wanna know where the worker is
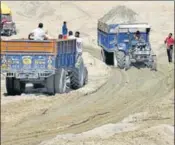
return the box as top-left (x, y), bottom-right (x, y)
top-left (75, 31), bottom-right (83, 57)
top-left (58, 34), bottom-right (63, 39)
top-left (1, 18), bottom-right (7, 30)
top-left (28, 23), bottom-right (48, 40)
top-left (164, 33), bottom-right (174, 63)
top-left (68, 31), bottom-right (75, 39)
top-left (62, 21), bottom-right (68, 39)
top-left (134, 30), bottom-right (145, 42)
top-left (131, 30), bottom-right (145, 46)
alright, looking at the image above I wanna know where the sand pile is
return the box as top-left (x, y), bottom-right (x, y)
top-left (99, 5), bottom-right (139, 24)
top-left (39, 123), bottom-right (137, 145)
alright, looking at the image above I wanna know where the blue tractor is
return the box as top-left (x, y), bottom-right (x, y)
top-left (97, 21), bottom-right (157, 71)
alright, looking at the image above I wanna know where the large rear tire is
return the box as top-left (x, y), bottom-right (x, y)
top-left (54, 69), bottom-right (67, 94)
top-left (70, 59), bottom-right (85, 90)
top-left (46, 75), bottom-right (55, 95)
top-left (116, 51), bottom-right (126, 69)
top-left (6, 77), bottom-right (15, 95)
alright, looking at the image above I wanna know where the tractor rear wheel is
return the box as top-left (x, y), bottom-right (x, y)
top-left (70, 60), bottom-right (85, 90)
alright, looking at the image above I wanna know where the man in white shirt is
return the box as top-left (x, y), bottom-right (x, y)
top-left (75, 31), bottom-right (83, 56)
top-left (28, 23), bottom-right (48, 40)
top-left (68, 31), bottom-right (76, 39)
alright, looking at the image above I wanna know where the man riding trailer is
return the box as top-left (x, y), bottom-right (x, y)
top-left (0, 2), bottom-right (17, 36)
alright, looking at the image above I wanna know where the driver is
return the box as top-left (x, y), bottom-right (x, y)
top-left (133, 30), bottom-right (145, 42)
top-left (131, 30), bottom-right (145, 46)
top-left (28, 23), bottom-right (48, 40)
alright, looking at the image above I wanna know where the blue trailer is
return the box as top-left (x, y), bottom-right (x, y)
top-left (97, 21), bottom-right (157, 70)
top-left (1, 39), bottom-right (88, 95)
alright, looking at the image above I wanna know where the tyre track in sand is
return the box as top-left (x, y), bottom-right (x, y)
top-left (1, 46), bottom-right (174, 145)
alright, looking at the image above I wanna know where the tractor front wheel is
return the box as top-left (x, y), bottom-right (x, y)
top-left (116, 51), bottom-right (126, 69)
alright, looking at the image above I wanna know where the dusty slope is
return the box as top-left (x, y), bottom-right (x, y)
top-left (1, 1), bottom-right (174, 145)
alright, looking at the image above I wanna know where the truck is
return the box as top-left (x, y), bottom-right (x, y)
top-left (1, 3), bottom-right (17, 36)
top-left (97, 21), bottom-right (157, 71)
top-left (0, 39), bottom-right (88, 95)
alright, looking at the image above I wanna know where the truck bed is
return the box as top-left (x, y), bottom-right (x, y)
top-left (1, 39), bottom-right (77, 73)
top-left (1, 39), bottom-right (57, 54)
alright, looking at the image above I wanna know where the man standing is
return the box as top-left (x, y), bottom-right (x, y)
top-left (62, 21), bottom-right (68, 39)
top-left (28, 23), bottom-right (48, 40)
top-left (68, 31), bottom-right (75, 39)
top-left (75, 31), bottom-right (83, 57)
top-left (164, 33), bottom-right (174, 63)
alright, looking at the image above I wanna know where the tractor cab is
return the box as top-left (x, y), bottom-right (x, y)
top-left (114, 23), bottom-right (151, 51)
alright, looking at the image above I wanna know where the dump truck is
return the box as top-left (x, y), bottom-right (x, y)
top-left (1, 3), bottom-right (17, 36)
top-left (0, 39), bottom-right (88, 95)
top-left (97, 21), bottom-right (157, 71)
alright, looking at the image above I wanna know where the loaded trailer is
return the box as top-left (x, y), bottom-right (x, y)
top-left (0, 39), bottom-right (88, 95)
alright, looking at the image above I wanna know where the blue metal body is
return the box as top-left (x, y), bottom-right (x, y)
top-left (1, 39), bottom-right (77, 79)
top-left (97, 23), bottom-right (150, 54)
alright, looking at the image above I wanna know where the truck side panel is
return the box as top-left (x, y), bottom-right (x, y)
top-left (1, 54), bottom-right (55, 72)
top-left (56, 39), bottom-right (76, 68)
top-left (1, 39), bottom-right (77, 73)
top-left (1, 40), bottom-right (56, 54)
top-left (98, 29), bottom-right (117, 51)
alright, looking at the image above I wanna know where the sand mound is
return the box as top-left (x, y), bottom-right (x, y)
top-left (99, 5), bottom-right (138, 24)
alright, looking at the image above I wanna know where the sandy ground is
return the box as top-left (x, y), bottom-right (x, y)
top-left (1, 1), bottom-right (174, 145)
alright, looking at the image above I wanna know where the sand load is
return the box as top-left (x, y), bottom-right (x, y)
top-left (99, 5), bottom-right (138, 24)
